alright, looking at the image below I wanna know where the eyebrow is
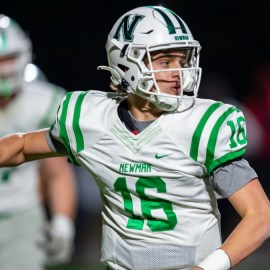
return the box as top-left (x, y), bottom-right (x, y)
top-left (151, 52), bottom-right (186, 60)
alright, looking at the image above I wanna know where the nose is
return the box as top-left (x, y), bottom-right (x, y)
top-left (171, 68), bottom-right (180, 79)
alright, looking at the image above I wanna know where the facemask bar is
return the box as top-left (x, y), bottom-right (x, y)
top-left (135, 67), bottom-right (201, 111)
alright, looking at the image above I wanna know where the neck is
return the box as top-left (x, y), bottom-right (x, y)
top-left (127, 93), bottom-right (164, 121)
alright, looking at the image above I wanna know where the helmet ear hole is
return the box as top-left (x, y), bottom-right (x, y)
top-left (130, 48), bottom-right (141, 59)
top-left (117, 64), bottom-right (129, 73)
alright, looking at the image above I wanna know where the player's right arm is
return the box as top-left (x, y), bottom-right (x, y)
top-left (0, 129), bottom-right (63, 167)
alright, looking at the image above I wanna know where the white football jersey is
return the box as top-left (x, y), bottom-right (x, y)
top-left (0, 80), bottom-right (65, 214)
top-left (51, 90), bottom-right (247, 270)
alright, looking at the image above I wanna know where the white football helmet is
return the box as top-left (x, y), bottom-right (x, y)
top-left (98, 6), bottom-right (202, 111)
top-left (0, 14), bottom-right (32, 97)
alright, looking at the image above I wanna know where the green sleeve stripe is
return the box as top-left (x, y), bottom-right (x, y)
top-left (207, 148), bottom-right (246, 174)
top-left (190, 102), bottom-right (223, 161)
top-left (38, 87), bottom-right (65, 129)
top-left (72, 91), bottom-right (88, 152)
top-left (59, 92), bottom-right (76, 163)
top-left (205, 107), bottom-right (240, 172)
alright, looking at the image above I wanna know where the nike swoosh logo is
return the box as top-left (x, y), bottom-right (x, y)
top-left (155, 153), bottom-right (173, 159)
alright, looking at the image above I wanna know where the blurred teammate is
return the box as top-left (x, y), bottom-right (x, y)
top-left (0, 14), bottom-right (76, 270)
top-left (0, 6), bottom-right (270, 270)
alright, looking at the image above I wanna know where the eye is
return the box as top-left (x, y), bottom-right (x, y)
top-left (160, 60), bottom-right (170, 66)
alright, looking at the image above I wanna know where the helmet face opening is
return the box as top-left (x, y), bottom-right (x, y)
top-left (104, 6), bottom-right (202, 112)
top-left (0, 15), bottom-right (32, 97)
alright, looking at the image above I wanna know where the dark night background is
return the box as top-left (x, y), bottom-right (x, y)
top-left (2, 1), bottom-right (270, 269)
top-left (2, 0), bottom-right (270, 97)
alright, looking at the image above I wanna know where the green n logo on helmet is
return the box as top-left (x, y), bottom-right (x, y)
top-left (113, 14), bottom-right (145, 42)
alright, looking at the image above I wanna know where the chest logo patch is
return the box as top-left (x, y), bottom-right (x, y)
top-left (155, 153), bottom-right (173, 159)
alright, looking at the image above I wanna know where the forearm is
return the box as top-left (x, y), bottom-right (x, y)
top-left (196, 179), bottom-right (270, 270)
top-left (0, 133), bottom-right (27, 166)
top-left (221, 203), bottom-right (270, 266)
top-left (0, 130), bottom-right (61, 167)
top-left (194, 217), bottom-right (270, 270)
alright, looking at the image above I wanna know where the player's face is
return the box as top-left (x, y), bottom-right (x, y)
top-left (146, 49), bottom-right (187, 96)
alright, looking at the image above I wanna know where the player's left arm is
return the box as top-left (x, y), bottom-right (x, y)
top-left (220, 178), bottom-right (270, 267)
top-left (211, 106), bottom-right (270, 267)
top-left (195, 178), bottom-right (270, 270)
top-left (196, 105), bottom-right (270, 270)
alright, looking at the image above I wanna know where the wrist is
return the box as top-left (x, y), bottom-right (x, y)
top-left (197, 249), bottom-right (231, 270)
top-left (51, 214), bottom-right (75, 239)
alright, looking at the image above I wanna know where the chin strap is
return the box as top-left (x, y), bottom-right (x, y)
top-left (97, 65), bottom-right (122, 86)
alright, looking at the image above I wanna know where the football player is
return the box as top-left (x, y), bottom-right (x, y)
top-left (0, 6), bottom-right (270, 270)
top-left (0, 14), bottom-right (76, 269)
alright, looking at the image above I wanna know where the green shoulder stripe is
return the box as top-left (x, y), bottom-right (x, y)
top-left (205, 107), bottom-right (237, 172)
top-left (207, 148), bottom-right (246, 174)
top-left (190, 102), bottom-right (223, 161)
top-left (59, 92), bottom-right (77, 164)
top-left (72, 91), bottom-right (88, 152)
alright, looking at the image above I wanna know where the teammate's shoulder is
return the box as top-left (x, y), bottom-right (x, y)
top-left (23, 80), bottom-right (66, 97)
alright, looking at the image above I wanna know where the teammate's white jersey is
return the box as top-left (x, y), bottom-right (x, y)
top-left (51, 90), bottom-right (247, 270)
top-left (0, 80), bottom-right (65, 214)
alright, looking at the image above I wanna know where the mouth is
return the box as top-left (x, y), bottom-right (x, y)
top-left (170, 82), bottom-right (181, 95)
top-left (154, 81), bottom-right (181, 96)
top-left (174, 85), bottom-right (181, 95)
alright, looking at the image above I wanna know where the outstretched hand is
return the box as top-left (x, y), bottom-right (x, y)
top-left (43, 215), bottom-right (75, 266)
